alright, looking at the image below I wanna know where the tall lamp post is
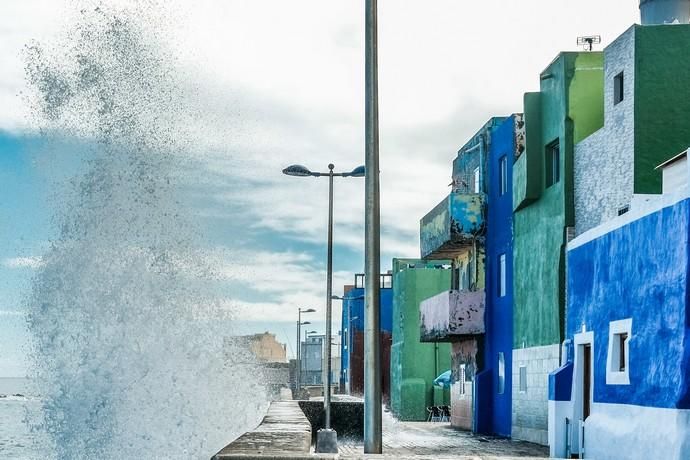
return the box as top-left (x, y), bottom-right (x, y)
top-left (365, 0), bottom-right (382, 453)
top-left (283, 163), bottom-right (365, 453)
top-left (296, 308), bottom-right (315, 393)
top-left (332, 294), bottom-right (364, 395)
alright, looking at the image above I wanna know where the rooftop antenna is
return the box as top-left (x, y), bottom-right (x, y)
top-left (577, 35), bottom-right (601, 51)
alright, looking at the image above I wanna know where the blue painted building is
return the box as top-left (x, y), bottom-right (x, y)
top-left (339, 273), bottom-right (393, 398)
top-left (548, 153), bottom-right (690, 459)
top-left (418, 115), bottom-right (522, 434)
top-left (476, 114), bottom-right (522, 437)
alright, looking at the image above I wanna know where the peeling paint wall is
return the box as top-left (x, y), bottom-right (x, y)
top-left (420, 193), bottom-right (485, 259)
top-left (419, 290), bottom-right (485, 341)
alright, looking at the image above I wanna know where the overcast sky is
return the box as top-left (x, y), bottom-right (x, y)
top-left (0, 0), bottom-right (640, 376)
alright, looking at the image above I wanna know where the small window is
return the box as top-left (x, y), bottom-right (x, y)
top-left (618, 205), bottom-right (629, 216)
top-left (498, 253), bottom-right (506, 298)
top-left (473, 167), bottom-right (480, 193)
top-left (606, 318), bottom-right (632, 385)
top-left (618, 333), bottom-right (628, 371)
top-left (545, 140), bottom-right (560, 188)
top-left (614, 71), bottom-right (624, 105)
top-left (498, 352), bottom-right (505, 395)
top-left (499, 155), bottom-right (508, 196)
top-left (459, 365), bottom-right (466, 395)
top-left (519, 366), bottom-right (527, 393)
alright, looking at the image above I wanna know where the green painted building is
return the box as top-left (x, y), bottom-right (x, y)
top-left (511, 52), bottom-right (604, 445)
top-left (390, 258), bottom-right (451, 421)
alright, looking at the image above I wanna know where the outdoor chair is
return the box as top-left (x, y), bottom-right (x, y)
top-left (440, 405), bottom-right (451, 422)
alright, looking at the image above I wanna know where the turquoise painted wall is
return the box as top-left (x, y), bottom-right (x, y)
top-left (390, 259), bottom-right (452, 420)
top-left (512, 53), bottom-right (604, 349)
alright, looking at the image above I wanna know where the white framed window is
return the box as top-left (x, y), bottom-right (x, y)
top-left (519, 365), bottom-right (527, 393)
top-left (498, 352), bottom-right (505, 395)
top-left (473, 167), bottom-right (480, 193)
top-left (606, 318), bottom-right (632, 385)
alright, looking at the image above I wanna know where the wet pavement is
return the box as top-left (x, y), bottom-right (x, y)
top-left (337, 412), bottom-right (549, 459)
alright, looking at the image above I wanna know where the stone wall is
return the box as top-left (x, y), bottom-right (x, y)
top-left (574, 27), bottom-right (636, 235)
top-left (511, 344), bottom-right (560, 445)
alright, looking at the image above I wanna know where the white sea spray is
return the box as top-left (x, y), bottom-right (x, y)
top-left (23, 2), bottom-right (268, 458)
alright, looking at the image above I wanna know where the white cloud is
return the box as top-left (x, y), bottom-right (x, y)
top-left (0, 310), bottom-right (25, 317)
top-left (2, 256), bottom-right (44, 269)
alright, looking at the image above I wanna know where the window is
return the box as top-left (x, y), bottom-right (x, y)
top-left (459, 365), bottom-right (466, 395)
top-left (606, 318), bottom-right (632, 385)
top-left (498, 254), bottom-right (507, 298)
top-left (614, 71), bottom-right (624, 105)
top-left (499, 155), bottom-right (508, 196)
top-left (617, 333), bottom-right (628, 371)
top-left (545, 140), bottom-right (560, 188)
top-left (498, 352), bottom-right (505, 395)
top-left (473, 167), bottom-right (480, 193)
top-left (519, 365), bottom-right (527, 393)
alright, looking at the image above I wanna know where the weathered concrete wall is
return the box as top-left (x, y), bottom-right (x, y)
top-left (298, 400), bottom-right (363, 443)
top-left (574, 27), bottom-right (635, 235)
top-left (511, 344), bottom-right (560, 446)
top-left (390, 259), bottom-right (452, 421)
top-left (420, 290), bottom-right (485, 341)
top-left (420, 193), bottom-right (485, 259)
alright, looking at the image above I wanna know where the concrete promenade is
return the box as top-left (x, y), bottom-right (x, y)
top-left (213, 399), bottom-right (550, 460)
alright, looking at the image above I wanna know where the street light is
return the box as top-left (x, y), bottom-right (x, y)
top-left (297, 308), bottom-right (316, 393)
top-left (283, 163), bottom-right (365, 454)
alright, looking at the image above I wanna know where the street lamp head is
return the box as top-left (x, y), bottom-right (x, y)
top-left (330, 295), bottom-right (343, 300)
top-left (301, 308), bottom-right (316, 313)
top-left (307, 330), bottom-right (317, 334)
top-left (301, 321), bottom-right (311, 325)
top-left (283, 164), bottom-right (314, 177)
top-left (347, 165), bottom-right (366, 177)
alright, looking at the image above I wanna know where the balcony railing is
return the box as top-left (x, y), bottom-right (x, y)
top-left (420, 192), bottom-right (485, 259)
top-left (419, 289), bottom-right (485, 342)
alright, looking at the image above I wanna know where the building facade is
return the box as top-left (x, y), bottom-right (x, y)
top-left (512, 51), bottom-right (604, 445)
top-left (390, 259), bottom-right (451, 421)
top-left (418, 116), bottom-right (522, 435)
top-left (476, 114), bottom-right (522, 437)
top-left (549, 157), bottom-right (690, 458)
top-left (574, 23), bottom-right (690, 235)
top-left (339, 273), bottom-right (393, 399)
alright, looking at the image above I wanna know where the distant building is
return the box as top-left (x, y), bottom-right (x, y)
top-left (301, 335), bottom-right (323, 385)
top-left (339, 273), bottom-right (393, 399)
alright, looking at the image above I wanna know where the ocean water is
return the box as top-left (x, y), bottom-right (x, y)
top-left (0, 378), bottom-right (49, 459)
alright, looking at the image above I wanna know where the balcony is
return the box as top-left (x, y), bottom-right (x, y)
top-left (420, 192), bottom-right (485, 259)
top-left (419, 290), bottom-right (485, 342)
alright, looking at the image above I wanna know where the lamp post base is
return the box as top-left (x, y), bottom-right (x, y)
top-left (315, 428), bottom-right (338, 453)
